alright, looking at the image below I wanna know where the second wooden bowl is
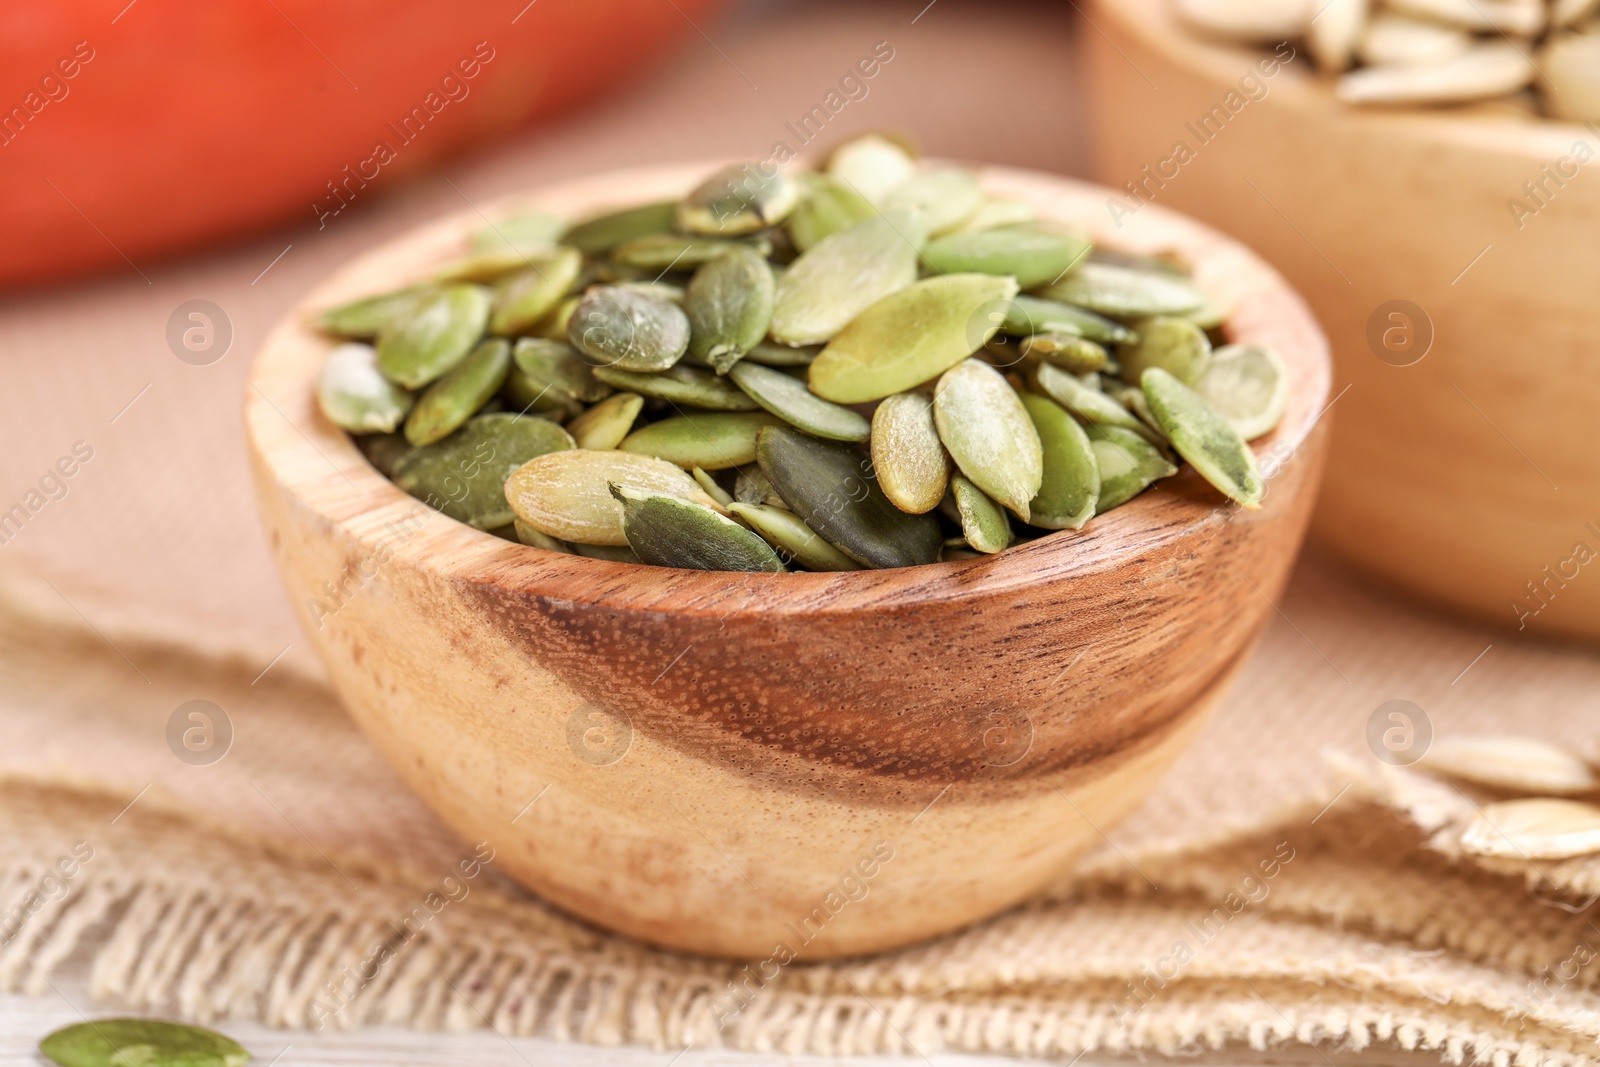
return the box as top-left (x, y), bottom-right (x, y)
top-left (246, 162), bottom-right (1330, 959)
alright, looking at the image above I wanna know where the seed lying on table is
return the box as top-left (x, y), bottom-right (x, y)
top-left (316, 139), bottom-right (1291, 572)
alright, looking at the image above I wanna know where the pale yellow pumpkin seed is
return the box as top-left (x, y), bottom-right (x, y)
top-left (506, 450), bottom-right (724, 546)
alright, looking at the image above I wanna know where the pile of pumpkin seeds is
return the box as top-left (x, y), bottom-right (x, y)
top-left (316, 136), bottom-right (1288, 573)
top-left (1176, 0), bottom-right (1600, 118)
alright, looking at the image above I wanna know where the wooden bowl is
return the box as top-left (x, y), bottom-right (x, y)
top-left (245, 161), bottom-right (1330, 959)
top-left (1083, 0), bottom-right (1600, 642)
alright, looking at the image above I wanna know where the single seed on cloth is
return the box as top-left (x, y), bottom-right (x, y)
top-left (826, 134), bottom-right (918, 205)
top-left (934, 359), bottom-right (1044, 522)
top-left (770, 209), bottom-right (926, 346)
top-left (1020, 333), bottom-right (1109, 374)
top-left (619, 411), bottom-right (783, 470)
top-left (1087, 423), bottom-right (1179, 511)
top-left (1119, 316), bottom-right (1213, 385)
top-left (394, 413), bottom-right (574, 530)
top-left (568, 286), bottom-right (691, 372)
top-left (40, 1018), bottom-right (250, 1067)
top-left (1459, 797), bottom-right (1600, 859)
top-left (789, 172), bottom-right (877, 251)
top-left (507, 450), bottom-right (724, 547)
top-left (1193, 343), bottom-right (1288, 441)
top-left (1336, 42), bottom-right (1536, 105)
top-left (921, 228), bottom-right (1093, 289)
top-left (950, 473), bottom-right (1012, 554)
top-left (404, 338), bottom-right (511, 446)
top-left (1003, 294), bottom-right (1138, 344)
top-left (321, 285), bottom-right (435, 339)
top-left (611, 233), bottom-right (771, 271)
top-left (676, 164), bottom-right (800, 236)
top-left (1020, 393), bottom-right (1099, 530)
top-left (882, 169), bottom-right (985, 235)
top-left (591, 364), bottom-right (760, 411)
top-left (1421, 736), bottom-right (1599, 795)
top-left (756, 425), bottom-right (942, 568)
top-left (728, 362), bottom-right (870, 441)
top-left (489, 246), bottom-right (582, 336)
top-left (1142, 368), bottom-right (1264, 508)
top-left (686, 245), bottom-right (775, 374)
top-left (1173, 0), bottom-right (1313, 39)
top-left (809, 274), bottom-right (1020, 403)
top-left (1357, 14), bottom-right (1474, 67)
top-left (727, 502), bottom-right (863, 571)
top-left (376, 283), bottom-right (492, 389)
top-left (610, 485), bottom-right (787, 572)
top-left (870, 391), bottom-right (952, 515)
top-left (317, 342), bottom-right (413, 433)
top-left (561, 200), bottom-right (676, 255)
top-left (1036, 263), bottom-right (1206, 319)
top-left (566, 392), bottom-right (644, 450)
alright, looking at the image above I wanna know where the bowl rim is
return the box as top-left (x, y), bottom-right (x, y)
top-left (245, 159), bottom-right (1331, 617)
top-left (1091, 0), bottom-right (1597, 158)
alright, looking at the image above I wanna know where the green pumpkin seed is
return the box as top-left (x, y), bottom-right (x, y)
top-left (1087, 423), bottom-right (1178, 511)
top-left (474, 211), bottom-right (565, 254)
top-left (321, 285), bottom-right (434, 339)
top-left (789, 172), bottom-right (876, 251)
top-left (611, 233), bottom-right (771, 272)
top-left (757, 425), bottom-right (942, 568)
top-left (1193, 343), bottom-right (1288, 440)
top-left (404, 338), bottom-right (512, 446)
top-left (691, 465), bottom-right (735, 507)
top-left (358, 432), bottom-right (414, 477)
top-left (950, 473), bottom-right (1012, 553)
top-left (869, 391), bottom-right (951, 515)
top-left (394, 413), bottom-right (573, 529)
top-left (951, 198), bottom-right (1037, 233)
top-left (1107, 382), bottom-right (1170, 441)
top-left (506, 449), bottom-right (723, 546)
top-left (435, 249), bottom-right (539, 284)
top-left (317, 342), bottom-right (414, 433)
top-left (376, 284), bottom-right (492, 389)
top-left (810, 273), bottom-right (1019, 403)
top-left (1003, 294), bottom-right (1139, 344)
top-left (1019, 333), bottom-right (1109, 374)
top-left (590, 364), bottom-right (760, 411)
top-left (686, 246), bottom-right (775, 373)
top-left (619, 411), bottom-right (782, 470)
top-left (1089, 247), bottom-right (1189, 276)
top-left (568, 286), bottom-right (690, 372)
top-left (882, 169), bottom-right (984, 235)
top-left (511, 337), bottom-right (612, 405)
top-left (562, 200), bottom-right (676, 254)
top-left (1020, 393), bottom-right (1099, 530)
top-left (921, 228), bottom-right (1092, 289)
top-left (40, 1018), bottom-right (249, 1067)
top-left (574, 542), bottom-right (643, 563)
top-left (1142, 367), bottom-right (1264, 508)
top-left (728, 502), bottom-right (863, 571)
top-left (612, 485), bottom-right (786, 571)
top-left (566, 392), bottom-right (643, 449)
top-left (615, 280), bottom-right (686, 305)
top-left (503, 365), bottom-right (583, 420)
top-left (933, 359), bottom-right (1043, 521)
top-left (534, 295), bottom-right (580, 340)
top-left (743, 340), bottom-right (819, 367)
top-left (1118, 316), bottom-right (1212, 385)
top-left (1033, 362), bottom-right (1153, 437)
top-left (677, 164), bottom-right (800, 236)
top-left (1036, 263), bottom-right (1206, 319)
top-left (489, 246), bottom-right (583, 336)
top-left (770, 209), bottom-right (926, 346)
top-left (734, 463), bottom-right (784, 507)
top-left (826, 134), bottom-right (918, 205)
top-left (728, 361), bottom-right (870, 441)
top-left (513, 518), bottom-right (570, 552)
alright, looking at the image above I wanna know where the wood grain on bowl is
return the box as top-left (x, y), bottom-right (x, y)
top-left (246, 163), bottom-right (1330, 959)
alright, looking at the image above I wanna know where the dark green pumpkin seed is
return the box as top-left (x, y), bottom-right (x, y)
top-left (490, 246), bottom-right (583, 336)
top-left (40, 1018), bottom-right (249, 1067)
top-left (562, 200), bottom-right (676, 255)
top-left (376, 284), bottom-right (492, 389)
top-left (512, 337), bottom-right (611, 403)
top-left (686, 246), bottom-right (775, 373)
top-left (729, 361), bottom-right (870, 441)
top-left (921, 228), bottom-right (1092, 289)
top-left (1086, 423), bottom-right (1178, 511)
top-left (358, 432), bottom-right (414, 477)
top-left (393, 413), bottom-right (573, 529)
top-left (568, 286), bottom-right (690, 372)
top-left (1142, 367), bottom-right (1264, 508)
top-left (619, 412), bottom-right (782, 470)
top-left (591, 364), bottom-right (760, 411)
top-left (404, 338), bottom-right (511, 446)
top-left (321, 285), bottom-right (435, 339)
top-left (611, 485), bottom-right (787, 572)
top-left (676, 164), bottom-right (800, 236)
top-left (1021, 392), bottom-right (1099, 530)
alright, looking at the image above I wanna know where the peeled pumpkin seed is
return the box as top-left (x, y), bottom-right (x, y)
top-left (728, 501), bottom-right (863, 571)
top-left (569, 286), bottom-right (690, 372)
top-left (1421, 736), bottom-right (1599, 795)
top-left (612, 233), bottom-right (771, 272)
top-left (826, 134), bottom-right (918, 206)
top-left (1337, 42), bottom-right (1535, 105)
top-left (692, 465), bottom-right (736, 507)
top-left (729, 361), bottom-right (870, 441)
top-left (770, 209), bottom-right (925, 346)
top-left (359, 432), bottom-right (414, 477)
top-left (1087, 423), bottom-right (1179, 511)
top-left (870, 391), bottom-right (952, 515)
top-left (1003, 294), bottom-right (1138, 344)
top-left (1307, 0), bottom-right (1368, 71)
top-left (572, 542), bottom-right (640, 562)
top-left (514, 518), bottom-right (570, 552)
top-left (507, 450), bottom-right (723, 546)
top-left (1386, 0), bottom-right (1543, 33)
top-left (322, 285), bottom-right (434, 339)
top-left (566, 392), bottom-right (643, 450)
top-left (1020, 393), bottom-right (1099, 530)
top-left (503, 366), bottom-right (583, 420)
top-left (405, 338), bottom-right (512, 446)
top-left (1193, 343), bottom-right (1288, 440)
top-left (789, 172), bottom-right (876, 251)
top-left (1108, 382), bottom-right (1170, 442)
top-left (934, 359), bottom-right (1043, 522)
top-left (473, 211), bottom-right (565, 255)
top-left (562, 200), bottom-right (676, 255)
top-left (1142, 368), bottom-right (1264, 508)
top-left (611, 485), bottom-right (786, 571)
top-left (1541, 34), bottom-right (1600, 122)
top-left (591, 363), bottom-right (760, 411)
top-left (952, 198), bottom-right (1038, 233)
top-left (921, 228), bottom-right (1092, 289)
top-left (619, 411), bottom-right (782, 470)
top-left (39, 1018), bottom-right (249, 1067)
top-left (757, 425), bottom-right (942, 568)
top-left (686, 246), bottom-right (775, 373)
top-left (615, 280), bottom-right (686, 306)
top-left (376, 283), bottom-right (492, 389)
top-left (1358, 13), bottom-right (1474, 66)
top-left (490, 246), bottom-right (583, 336)
top-left (677, 164), bottom-right (800, 236)
top-left (318, 342), bottom-right (414, 433)
top-left (810, 274), bottom-right (1020, 403)
top-left (1460, 797), bottom-right (1600, 859)
top-left (1174, 0), bottom-right (1313, 40)
top-left (512, 337), bottom-right (611, 403)
top-left (1036, 263), bottom-right (1206, 320)
top-left (1020, 333), bottom-right (1109, 374)
top-left (950, 474), bottom-right (1012, 553)
top-left (882, 169), bottom-right (984, 235)
top-left (1119, 316), bottom-right (1212, 385)
top-left (744, 340), bottom-right (820, 367)
top-left (1034, 362), bottom-right (1151, 437)
top-left (394, 413), bottom-right (573, 529)
top-left (435, 249), bottom-right (541, 284)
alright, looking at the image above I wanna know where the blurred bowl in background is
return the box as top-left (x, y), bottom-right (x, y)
top-left (1083, 0), bottom-right (1600, 642)
top-left (0, 0), bottom-right (725, 287)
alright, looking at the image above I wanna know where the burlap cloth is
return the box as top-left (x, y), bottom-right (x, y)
top-left (2, 1), bottom-right (1599, 1062)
